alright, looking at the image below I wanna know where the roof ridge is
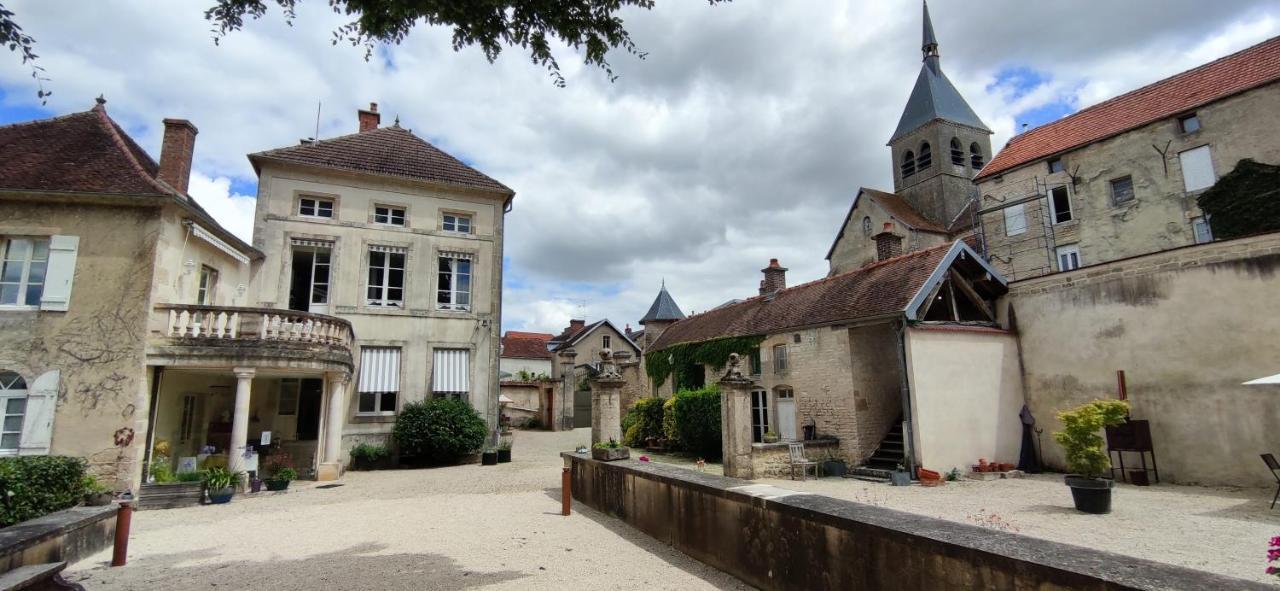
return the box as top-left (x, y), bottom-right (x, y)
top-left (0, 109), bottom-right (98, 132)
top-left (92, 108), bottom-right (175, 197)
top-left (251, 125), bottom-right (408, 156)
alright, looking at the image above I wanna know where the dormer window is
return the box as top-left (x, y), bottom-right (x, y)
top-left (901, 151), bottom-right (916, 178)
top-left (969, 143), bottom-right (984, 169)
top-left (950, 137), bottom-right (964, 165)
top-left (299, 196), bottom-right (334, 218)
top-left (917, 142), bottom-right (932, 170)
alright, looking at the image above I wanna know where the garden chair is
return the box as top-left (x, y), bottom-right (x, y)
top-left (1263, 454), bottom-right (1280, 509)
top-left (788, 443), bottom-right (818, 481)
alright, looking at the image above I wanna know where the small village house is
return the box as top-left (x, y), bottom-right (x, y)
top-left (549, 318), bottom-right (642, 429)
top-left (498, 331), bottom-right (555, 428)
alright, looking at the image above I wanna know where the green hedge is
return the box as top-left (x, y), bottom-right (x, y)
top-left (0, 456), bottom-right (88, 527)
top-left (670, 385), bottom-right (722, 460)
top-left (393, 399), bottom-right (488, 464)
top-left (621, 397), bottom-right (666, 447)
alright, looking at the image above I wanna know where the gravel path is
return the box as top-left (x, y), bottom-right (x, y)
top-left (68, 429), bottom-right (751, 591)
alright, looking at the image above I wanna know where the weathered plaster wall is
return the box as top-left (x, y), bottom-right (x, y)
top-left (828, 202), bottom-right (947, 275)
top-left (1005, 232), bottom-right (1280, 486)
top-left (905, 326), bottom-right (1025, 475)
top-left (977, 81), bottom-right (1280, 281)
top-left (846, 323), bottom-right (904, 462)
top-left (0, 199), bottom-right (161, 489)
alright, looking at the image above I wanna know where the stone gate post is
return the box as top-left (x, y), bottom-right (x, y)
top-left (719, 353), bottom-right (756, 479)
top-left (589, 349), bottom-right (624, 445)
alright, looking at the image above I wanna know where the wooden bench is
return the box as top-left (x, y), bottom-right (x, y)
top-left (0, 562), bottom-right (85, 591)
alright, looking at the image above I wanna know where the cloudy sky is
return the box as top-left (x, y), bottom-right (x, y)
top-left (2, 0), bottom-right (1277, 334)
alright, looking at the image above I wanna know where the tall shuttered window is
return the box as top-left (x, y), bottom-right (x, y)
top-left (0, 238), bottom-right (48, 307)
top-left (432, 349), bottom-right (470, 399)
top-left (358, 347), bottom-right (401, 414)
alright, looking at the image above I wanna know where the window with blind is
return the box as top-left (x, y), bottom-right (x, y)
top-left (358, 347), bottom-right (401, 414)
top-left (367, 247), bottom-right (406, 307)
top-left (432, 349), bottom-right (470, 399)
top-left (437, 253), bottom-right (472, 311)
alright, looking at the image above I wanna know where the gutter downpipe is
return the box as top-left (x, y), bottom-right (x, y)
top-left (894, 317), bottom-right (917, 477)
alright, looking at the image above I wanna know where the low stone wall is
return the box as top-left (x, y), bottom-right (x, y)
top-left (750, 439), bottom-right (838, 478)
top-left (565, 453), bottom-right (1265, 591)
top-left (0, 505), bottom-right (118, 573)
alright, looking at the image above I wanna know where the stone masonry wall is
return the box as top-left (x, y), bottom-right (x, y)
top-left (750, 439), bottom-right (839, 479)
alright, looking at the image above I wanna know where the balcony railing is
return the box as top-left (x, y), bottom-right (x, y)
top-left (153, 304), bottom-right (354, 347)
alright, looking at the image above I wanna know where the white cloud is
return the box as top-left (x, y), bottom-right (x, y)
top-left (2, 0), bottom-right (1277, 334)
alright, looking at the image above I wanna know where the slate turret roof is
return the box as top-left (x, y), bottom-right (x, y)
top-left (639, 284), bottom-right (686, 325)
top-left (889, 1), bottom-right (991, 143)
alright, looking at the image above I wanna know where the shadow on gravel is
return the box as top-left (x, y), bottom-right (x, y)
top-left (70, 542), bottom-right (526, 591)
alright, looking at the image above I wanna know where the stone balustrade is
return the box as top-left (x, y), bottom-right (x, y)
top-left (154, 304), bottom-right (354, 347)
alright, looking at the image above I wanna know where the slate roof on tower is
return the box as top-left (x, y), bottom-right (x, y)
top-left (889, 1), bottom-right (991, 143)
top-left (250, 125), bottom-right (513, 195)
top-left (639, 284), bottom-right (686, 325)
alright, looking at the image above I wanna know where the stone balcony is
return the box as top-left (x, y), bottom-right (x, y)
top-left (146, 304), bottom-right (355, 373)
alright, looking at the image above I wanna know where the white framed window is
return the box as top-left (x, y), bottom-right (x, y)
top-left (197, 265), bottom-right (219, 305)
top-left (367, 247), bottom-right (406, 307)
top-left (1, 238), bottom-right (49, 307)
top-left (0, 371), bottom-right (27, 453)
top-left (602, 335), bottom-right (611, 350)
top-left (1178, 113), bottom-right (1201, 134)
top-left (1004, 203), bottom-right (1027, 236)
top-left (358, 347), bottom-right (401, 414)
top-left (750, 389), bottom-right (769, 443)
top-left (1110, 176), bottom-right (1135, 205)
top-left (374, 205), bottom-right (406, 226)
top-left (1179, 145), bottom-right (1216, 192)
top-left (442, 213), bottom-right (473, 234)
top-left (288, 243), bottom-right (331, 313)
top-left (299, 196), bottom-right (335, 218)
top-left (432, 348), bottom-right (470, 399)
top-left (1049, 186), bottom-right (1073, 224)
top-left (1192, 216), bottom-right (1214, 244)
top-left (1056, 245), bottom-right (1081, 271)
top-left (436, 253), bottom-right (472, 311)
top-left (772, 344), bottom-right (788, 372)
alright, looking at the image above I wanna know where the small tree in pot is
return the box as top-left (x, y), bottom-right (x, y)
top-left (1053, 399), bottom-right (1129, 514)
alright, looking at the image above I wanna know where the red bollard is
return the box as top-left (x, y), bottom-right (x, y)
top-left (111, 501), bottom-right (132, 567)
top-left (561, 467), bottom-right (571, 516)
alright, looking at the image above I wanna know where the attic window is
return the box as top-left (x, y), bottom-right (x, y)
top-left (861, 216), bottom-right (872, 237)
top-left (1178, 113), bottom-right (1201, 134)
top-left (1047, 158), bottom-right (1065, 174)
top-left (299, 197), bottom-right (334, 218)
top-left (792, 333), bottom-right (801, 344)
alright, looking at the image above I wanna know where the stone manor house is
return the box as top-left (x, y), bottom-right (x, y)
top-left (0, 99), bottom-right (512, 488)
top-left (638, 7), bottom-right (1280, 486)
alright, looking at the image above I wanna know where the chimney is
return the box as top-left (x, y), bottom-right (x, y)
top-left (874, 222), bottom-right (904, 261)
top-left (761, 258), bottom-right (788, 294)
top-left (158, 119), bottom-right (198, 194)
top-left (568, 319), bottom-right (585, 333)
top-left (625, 323), bottom-right (632, 337)
top-left (358, 102), bottom-right (380, 132)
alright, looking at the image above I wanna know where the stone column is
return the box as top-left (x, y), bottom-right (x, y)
top-left (229, 367), bottom-right (255, 475)
top-left (719, 354), bottom-right (756, 479)
top-left (589, 349), bottom-right (624, 445)
top-left (317, 372), bottom-right (350, 481)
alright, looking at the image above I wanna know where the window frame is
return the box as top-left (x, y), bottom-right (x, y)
top-left (373, 205), bottom-right (407, 227)
top-left (772, 344), bottom-right (789, 372)
top-left (1048, 185), bottom-right (1073, 225)
top-left (357, 346), bottom-right (402, 415)
top-left (197, 265), bottom-right (219, 305)
top-left (900, 150), bottom-right (916, 178)
top-left (861, 216), bottom-right (872, 237)
top-left (1110, 176), bottom-right (1135, 206)
top-left (0, 371), bottom-right (27, 454)
top-left (436, 253), bottom-right (473, 312)
top-left (0, 237), bottom-right (49, 309)
top-left (298, 196), bottom-right (335, 219)
top-left (750, 389), bottom-right (769, 444)
top-left (1178, 145), bottom-right (1216, 193)
top-left (602, 335), bottom-right (611, 350)
top-left (1047, 157), bottom-right (1065, 174)
top-left (441, 212), bottom-right (474, 234)
top-left (949, 137), bottom-right (964, 165)
top-left (1192, 216), bottom-right (1214, 244)
top-left (916, 142), bottom-right (932, 170)
top-left (1178, 113), bottom-right (1201, 134)
top-left (1004, 203), bottom-right (1027, 236)
top-left (1056, 244), bottom-right (1081, 272)
top-left (969, 143), bottom-right (984, 169)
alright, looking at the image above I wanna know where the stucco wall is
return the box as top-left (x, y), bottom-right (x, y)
top-left (905, 326), bottom-right (1025, 475)
top-left (977, 81), bottom-right (1280, 281)
top-left (828, 199), bottom-right (947, 276)
top-left (1005, 232), bottom-right (1280, 486)
top-left (148, 204), bottom-right (255, 308)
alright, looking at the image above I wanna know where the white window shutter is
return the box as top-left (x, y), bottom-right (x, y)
top-left (40, 235), bottom-right (79, 311)
top-left (19, 370), bottom-right (58, 456)
top-left (1179, 146), bottom-right (1216, 192)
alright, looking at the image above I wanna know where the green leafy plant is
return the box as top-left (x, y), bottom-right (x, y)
top-left (662, 397), bottom-right (678, 444)
top-left (0, 456), bottom-right (87, 527)
top-left (174, 471), bottom-right (204, 483)
top-left (1197, 159), bottom-right (1280, 240)
top-left (670, 385), bottom-right (722, 460)
top-left (349, 443), bottom-right (390, 462)
top-left (393, 398), bottom-right (487, 463)
top-left (522, 416), bottom-right (543, 430)
top-left (148, 457), bottom-right (175, 483)
top-left (1052, 399), bottom-right (1129, 479)
top-left (82, 474), bottom-right (110, 494)
top-left (271, 467), bottom-right (298, 482)
top-left (645, 335), bottom-right (766, 388)
top-left (621, 397), bottom-right (666, 447)
top-left (201, 466), bottom-right (241, 491)
top-left (945, 468), bottom-right (963, 482)
top-left (593, 438), bottom-right (624, 450)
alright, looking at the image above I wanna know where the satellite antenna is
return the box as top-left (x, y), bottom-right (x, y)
top-left (314, 101), bottom-right (322, 141)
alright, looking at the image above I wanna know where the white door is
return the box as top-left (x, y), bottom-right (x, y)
top-left (776, 388), bottom-right (796, 441)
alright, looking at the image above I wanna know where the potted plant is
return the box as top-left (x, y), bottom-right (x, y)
top-left (762, 430), bottom-right (780, 444)
top-left (1053, 399), bottom-right (1129, 514)
top-left (891, 463), bottom-right (912, 486)
top-left (250, 474), bottom-right (264, 493)
top-left (264, 467), bottom-right (297, 492)
top-left (591, 438), bottom-right (630, 461)
top-left (203, 467), bottom-right (240, 504)
top-left (83, 475), bottom-right (113, 506)
top-left (497, 440), bottom-right (513, 463)
top-left (349, 443), bottom-right (391, 471)
top-left (819, 451), bottom-right (847, 478)
top-left (481, 446), bottom-right (499, 465)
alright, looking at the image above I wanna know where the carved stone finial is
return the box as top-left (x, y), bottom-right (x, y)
top-left (722, 352), bottom-right (746, 381)
top-left (594, 348), bottom-right (622, 380)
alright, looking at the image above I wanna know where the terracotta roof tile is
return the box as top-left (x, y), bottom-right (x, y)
top-left (251, 126), bottom-right (512, 194)
top-left (651, 243), bottom-right (953, 350)
top-left (864, 189), bottom-right (948, 233)
top-left (0, 109), bottom-right (170, 196)
top-left (501, 332), bottom-right (553, 360)
top-left (977, 36), bottom-right (1280, 180)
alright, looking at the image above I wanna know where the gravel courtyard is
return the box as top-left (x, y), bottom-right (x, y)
top-left (67, 429), bottom-right (750, 591)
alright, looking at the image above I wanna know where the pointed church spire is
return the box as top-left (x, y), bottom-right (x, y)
top-left (922, 0), bottom-right (939, 61)
top-left (888, 1), bottom-right (990, 143)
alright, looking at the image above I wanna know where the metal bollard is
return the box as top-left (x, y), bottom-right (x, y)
top-left (561, 466), bottom-right (571, 516)
top-left (111, 499), bottom-right (133, 567)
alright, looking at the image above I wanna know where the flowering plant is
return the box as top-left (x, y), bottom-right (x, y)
top-left (1267, 536), bottom-right (1280, 578)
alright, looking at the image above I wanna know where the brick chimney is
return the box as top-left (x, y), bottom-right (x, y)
top-left (761, 258), bottom-right (787, 294)
top-left (568, 319), bottom-right (585, 334)
top-left (358, 102), bottom-right (380, 132)
top-left (158, 119), bottom-right (198, 193)
top-left (874, 222), bottom-right (903, 261)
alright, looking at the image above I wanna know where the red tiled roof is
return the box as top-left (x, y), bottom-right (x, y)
top-left (501, 332), bottom-right (553, 360)
top-left (976, 36), bottom-right (1280, 180)
top-left (865, 189), bottom-right (948, 234)
top-left (651, 243), bottom-right (953, 350)
top-left (0, 108), bottom-right (172, 196)
top-left (251, 126), bottom-right (513, 194)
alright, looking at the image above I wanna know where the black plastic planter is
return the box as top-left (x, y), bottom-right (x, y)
top-left (1065, 476), bottom-right (1114, 514)
top-left (497, 449), bottom-right (512, 463)
top-left (821, 460), bottom-right (847, 478)
top-left (481, 451), bottom-right (499, 465)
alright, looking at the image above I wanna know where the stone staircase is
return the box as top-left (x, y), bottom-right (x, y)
top-left (845, 419), bottom-right (905, 483)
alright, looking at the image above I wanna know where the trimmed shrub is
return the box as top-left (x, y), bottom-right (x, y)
top-left (621, 397), bottom-right (665, 447)
top-left (662, 397), bottom-right (678, 444)
top-left (393, 399), bottom-right (488, 464)
top-left (671, 385), bottom-right (722, 460)
top-left (0, 456), bottom-right (87, 527)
